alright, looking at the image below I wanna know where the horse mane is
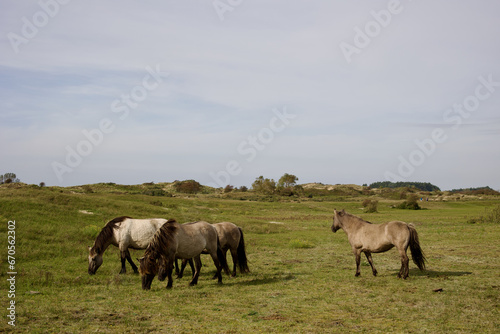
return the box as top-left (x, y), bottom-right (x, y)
top-left (91, 216), bottom-right (131, 255)
top-left (343, 211), bottom-right (373, 225)
top-left (144, 219), bottom-right (178, 259)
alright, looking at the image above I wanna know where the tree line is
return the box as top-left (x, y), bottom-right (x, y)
top-left (369, 181), bottom-right (440, 192)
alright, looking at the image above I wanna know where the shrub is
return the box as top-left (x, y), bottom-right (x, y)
top-left (362, 199), bottom-right (378, 213)
top-left (252, 176), bottom-right (276, 195)
top-left (143, 189), bottom-right (166, 196)
top-left (396, 194), bottom-right (421, 210)
top-left (174, 180), bottom-right (202, 194)
top-left (468, 205), bottom-right (500, 224)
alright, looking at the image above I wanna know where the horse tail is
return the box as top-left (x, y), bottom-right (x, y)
top-left (216, 234), bottom-right (231, 276)
top-left (236, 227), bottom-right (250, 274)
top-left (408, 224), bottom-right (426, 271)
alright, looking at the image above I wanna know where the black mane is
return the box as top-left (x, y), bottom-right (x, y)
top-left (90, 216), bottom-right (131, 255)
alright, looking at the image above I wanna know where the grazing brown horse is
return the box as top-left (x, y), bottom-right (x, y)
top-left (331, 209), bottom-right (426, 279)
top-left (138, 219), bottom-right (230, 290)
top-left (177, 222), bottom-right (249, 278)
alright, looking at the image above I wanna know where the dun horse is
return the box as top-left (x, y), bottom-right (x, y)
top-left (331, 209), bottom-right (426, 279)
top-left (177, 222), bottom-right (250, 278)
top-left (87, 217), bottom-right (169, 275)
top-left (138, 219), bottom-right (230, 290)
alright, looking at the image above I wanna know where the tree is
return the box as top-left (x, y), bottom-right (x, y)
top-left (277, 173), bottom-right (298, 188)
top-left (277, 173), bottom-right (299, 196)
top-left (252, 176), bottom-right (276, 195)
top-left (0, 173), bottom-right (20, 184)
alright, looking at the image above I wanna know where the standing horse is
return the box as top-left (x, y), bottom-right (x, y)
top-left (177, 222), bottom-right (250, 278)
top-left (87, 216), bottom-right (169, 275)
top-left (138, 219), bottom-right (230, 290)
top-left (331, 209), bottom-right (426, 279)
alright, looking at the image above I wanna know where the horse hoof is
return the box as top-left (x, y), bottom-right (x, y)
top-left (372, 272), bottom-right (378, 277)
top-left (355, 273), bottom-right (360, 277)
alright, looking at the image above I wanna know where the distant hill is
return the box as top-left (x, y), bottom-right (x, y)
top-left (448, 186), bottom-right (500, 196)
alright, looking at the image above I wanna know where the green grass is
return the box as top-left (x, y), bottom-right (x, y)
top-left (0, 183), bottom-right (499, 333)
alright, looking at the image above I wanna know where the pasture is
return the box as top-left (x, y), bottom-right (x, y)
top-left (0, 183), bottom-right (499, 333)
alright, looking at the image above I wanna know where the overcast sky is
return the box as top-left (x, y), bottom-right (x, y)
top-left (1, 0), bottom-right (499, 190)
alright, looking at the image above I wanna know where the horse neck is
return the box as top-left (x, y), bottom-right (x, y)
top-left (339, 215), bottom-right (365, 235)
top-left (91, 233), bottom-right (115, 256)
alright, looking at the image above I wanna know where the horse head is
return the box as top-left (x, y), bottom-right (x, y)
top-left (138, 256), bottom-right (158, 290)
top-left (331, 209), bottom-right (345, 233)
top-left (87, 246), bottom-right (103, 275)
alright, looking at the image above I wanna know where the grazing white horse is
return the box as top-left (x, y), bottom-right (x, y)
top-left (87, 216), bottom-right (169, 275)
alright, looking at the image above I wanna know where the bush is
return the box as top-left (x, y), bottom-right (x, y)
top-left (468, 205), bottom-right (500, 224)
top-left (143, 189), bottom-right (166, 196)
top-left (174, 180), bottom-right (202, 194)
top-left (252, 176), bottom-right (276, 195)
top-left (396, 194), bottom-right (421, 210)
top-left (362, 199), bottom-right (378, 213)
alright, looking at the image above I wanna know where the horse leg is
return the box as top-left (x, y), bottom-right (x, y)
top-left (187, 258), bottom-right (195, 278)
top-left (229, 247), bottom-right (238, 277)
top-left (178, 259), bottom-right (195, 278)
top-left (177, 259), bottom-right (186, 279)
top-left (398, 247), bottom-right (410, 279)
top-left (189, 256), bottom-right (202, 286)
top-left (174, 259), bottom-right (179, 277)
top-left (354, 249), bottom-right (362, 277)
top-left (119, 250), bottom-right (127, 274)
top-left (209, 251), bottom-right (224, 284)
top-left (124, 249), bottom-right (139, 273)
top-left (364, 251), bottom-right (377, 276)
top-left (166, 259), bottom-right (174, 289)
top-left (212, 249), bottom-right (228, 279)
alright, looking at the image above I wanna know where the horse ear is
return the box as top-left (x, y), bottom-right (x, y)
top-left (87, 246), bottom-right (92, 252)
top-left (341, 209), bottom-right (346, 215)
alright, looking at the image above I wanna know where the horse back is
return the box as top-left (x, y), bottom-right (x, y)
top-left (213, 222), bottom-right (240, 250)
top-left (176, 221), bottom-right (218, 259)
top-left (117, 218), bottom-right (169, 250)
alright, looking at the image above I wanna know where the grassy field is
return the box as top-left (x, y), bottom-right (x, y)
top-left (0, 183), bottom-right (499, 333)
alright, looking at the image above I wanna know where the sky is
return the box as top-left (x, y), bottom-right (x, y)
top-left (1, 0), bottom-right (499, 190)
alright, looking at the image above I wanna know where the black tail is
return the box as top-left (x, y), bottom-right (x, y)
top-left (216, 236), bottom-right (231, 276)
top-left (408, 224), bottom-right (426, 271)
top-left (236, 227), bottom-right (250, 274)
